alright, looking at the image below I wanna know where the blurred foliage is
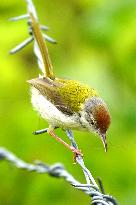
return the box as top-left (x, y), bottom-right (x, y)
top-left (0, 0), bottom-right (136, 204)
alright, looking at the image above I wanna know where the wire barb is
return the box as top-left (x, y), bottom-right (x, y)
top-left (40, 25), bottom-right (49, 31)
top-left (42, 33), bottom-right (57, 44)
top-left (98, 177), bottom-right (106, 194)
top-left (9, 14), bottom-right (29, 21)
top-left (10, 37), bottom-right (33, 54)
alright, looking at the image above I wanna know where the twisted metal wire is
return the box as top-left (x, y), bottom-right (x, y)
top-left (66, 130), bottom-right (118, 205)
top-left (0, 147), bottom-right (118, 205)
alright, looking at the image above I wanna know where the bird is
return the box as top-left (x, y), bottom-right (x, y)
top-left (27, 11), bottom-right (111, 157)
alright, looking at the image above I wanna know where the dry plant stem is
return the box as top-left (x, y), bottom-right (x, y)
top-left (0, 147), bottom-right (118, 205)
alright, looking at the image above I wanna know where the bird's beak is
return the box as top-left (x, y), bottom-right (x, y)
top-left (101, 133), bottom-right (107, 152)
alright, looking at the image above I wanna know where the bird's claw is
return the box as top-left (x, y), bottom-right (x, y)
top-left (70, 146), bottom-right (83, 163)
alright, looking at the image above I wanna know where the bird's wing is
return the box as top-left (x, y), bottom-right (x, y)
top-left (27, 77), bottom-right (74, 115)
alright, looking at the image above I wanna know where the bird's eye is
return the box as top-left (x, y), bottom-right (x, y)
top-left (91, 121), bottom-right (94, 125)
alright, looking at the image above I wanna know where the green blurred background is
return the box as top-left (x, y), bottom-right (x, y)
top-left (0, 0), bottom-right (136, 204)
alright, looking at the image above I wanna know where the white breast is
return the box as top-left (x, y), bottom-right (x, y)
top-left (30, 87), bottom-right (82, 130)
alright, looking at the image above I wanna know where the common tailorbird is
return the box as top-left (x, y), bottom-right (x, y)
top-left (27, 12), bottom-right (111, 157)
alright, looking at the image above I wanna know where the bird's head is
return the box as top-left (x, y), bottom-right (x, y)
top-left (82, 97), bottom-right (111, 151)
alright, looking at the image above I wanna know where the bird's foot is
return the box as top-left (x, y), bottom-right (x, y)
top-left (70, 146), bottom-right (83, 156)
top-left (70, 146), bottom-right (83, 163)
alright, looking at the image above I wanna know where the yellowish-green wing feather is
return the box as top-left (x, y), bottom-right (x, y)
top-left (27, 77), bottom-right (98, 115)
top-left (56, 78), bottom-right (98, 112)
top-left (27, 77), bottom-right (74, 115)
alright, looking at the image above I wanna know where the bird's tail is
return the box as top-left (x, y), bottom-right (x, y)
top-left (26, 0), bottom-right (55, 79)
top-left (10, 0), bottom-right (56, 80)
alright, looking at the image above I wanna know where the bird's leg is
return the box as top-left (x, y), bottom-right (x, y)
top-left (66, 129), bottom-right (83, 162)
top-left (33, 127), bottom-right (83, 157)
top-left (47, 126), bottom-right (83, 157)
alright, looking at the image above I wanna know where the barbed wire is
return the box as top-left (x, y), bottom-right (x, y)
top-left (0, 147), bottom-right (117, 205)
top-left (7, 0), bottom-right (119, 204)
